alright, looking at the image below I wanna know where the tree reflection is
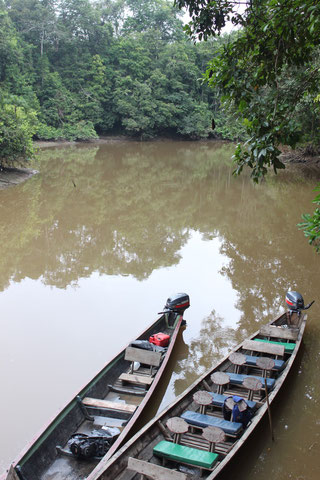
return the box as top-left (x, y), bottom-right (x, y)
top-left (0, 140), bottom-right (318, 336)
top-left (0, 141), bottom-right (234, 290)
top-left (173, 309), bottom-right (238, 394)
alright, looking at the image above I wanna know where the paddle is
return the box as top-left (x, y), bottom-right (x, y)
top-left (264, 378), bottom-right (274, 442)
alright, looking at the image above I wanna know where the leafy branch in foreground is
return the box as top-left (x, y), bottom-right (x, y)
top-left (298, 185), bottom-right (320, 252)
top-left (177, 1), bottom-right (320, 179)
top-left (176, 0), bottom-right (320, 250)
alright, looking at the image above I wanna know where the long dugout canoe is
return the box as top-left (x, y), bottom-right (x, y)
top-left (91, 291), bottom-right (314, 480)
top-left (3, 293), bottom-right (190, 480)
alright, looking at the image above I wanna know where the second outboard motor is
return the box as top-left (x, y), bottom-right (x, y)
top-left (285, 291), bottom-right (314, 325)
top-left (285, 291), bottom-right (305, 312)
top-left (162, 293), bottom-right (190, 327)
top-left (285, 291), bottom-right (314, 313)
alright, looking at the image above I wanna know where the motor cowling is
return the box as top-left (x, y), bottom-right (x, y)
top-left (164, 293), bottom-right (190, 315)
top-left (285, 291), bottom-right (304, 312)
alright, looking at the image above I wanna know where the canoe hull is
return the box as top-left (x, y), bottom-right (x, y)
top-left (94, 310), bottom-right (307, 480)
top-left (3, 311), bottom-right (185, 480)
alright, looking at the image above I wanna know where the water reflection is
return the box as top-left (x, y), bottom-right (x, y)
top-left (0, 140), bottom-right (320, 478)
top-left (1, 141), bottom-right (317, 298)
top-left (0, 142), bottom-right (235, 289)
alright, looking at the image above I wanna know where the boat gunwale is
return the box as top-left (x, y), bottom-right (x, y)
top-left (95, 311), bottom-right (306, 480)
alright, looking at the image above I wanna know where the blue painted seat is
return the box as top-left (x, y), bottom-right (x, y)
top-left (245, 355), bottom-right (284, 370)
top-left (209, 392), bottom-right (256, 410)
top-left (181, 411), bottom-right (243, 436)
top-left (228, 373), bottom-right (275, 390)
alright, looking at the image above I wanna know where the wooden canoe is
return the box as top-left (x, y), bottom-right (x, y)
top-left (90, 304), bottom-right (310, 480)
top-left (3, 294), bottom-right (189, 480)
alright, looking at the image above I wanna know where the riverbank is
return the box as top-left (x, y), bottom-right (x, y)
top-left (33, 135), bottom-right (132, 148)
top-left (34, 137), bottom-right (320, 165)
top-left (0, 167), bottom-right (38, 190)
top-left (1, 138), bottom-right (319, 191)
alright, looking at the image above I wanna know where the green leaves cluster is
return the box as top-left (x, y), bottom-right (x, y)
top-left (298, 186), bottom-right (320, 252)
top-left (0, 0), bottom-right (221, 166)
top-left (177, 1), bottom-right (320, 178)
top-left (176, 0), bottom-right (320, 250)
top-left (0, 94), bottom-right (38, 166)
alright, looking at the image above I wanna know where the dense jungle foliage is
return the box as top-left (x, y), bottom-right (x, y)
top-left (0, 0), bottom-right (227, 157)
top-left (176, 0), bottom-right (320, 250)
top-left (0, 0), bottom-right (320, 248)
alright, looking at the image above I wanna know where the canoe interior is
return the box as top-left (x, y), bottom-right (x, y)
top-left (13, 312), bottom-right (182, 480)
top-left (94, 311), bottom-right (306, 480)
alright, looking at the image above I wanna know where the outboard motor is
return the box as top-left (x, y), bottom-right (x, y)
top-left (285, 291), bottom-right (305, 312)
top-left (285, 291), bottom-right (314, 325)
top-left (164, 293), bottom-right (190, 315)
top-left (161, 293), bottom-right (190, 327)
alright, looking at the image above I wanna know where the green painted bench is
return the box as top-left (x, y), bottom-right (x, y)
top-left (254, 338), bottom-right (295, 353)
top-left (153, 440), bottom-right (219, 469)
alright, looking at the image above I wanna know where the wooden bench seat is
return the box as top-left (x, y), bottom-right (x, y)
top-left (125, 346), bottom-right (162, 375)
top-left (127, 457), bottom-right (187, 480)
top-left (244, 355), bottom-right (284, 370)
top-left (259, 325), bottom-right (299, 341)
top-left (82, 397), bottom-right (137, 414)
top-left (242, 339), bottom-right (285, 357)
top-left (181, 411), bottom-right (243, 436)
top-left (209, 392), bottom-right (257, 410)
top-left (119, 372), bottom-right (154, 386)
top-left (180, 431), bottom-right (233, 457)
top-left (254, 338), bottom-right (295, 354)
top-left (228, 373), bottom-right (275, 390)
top-left (153, 440), bottom-right (219, 469)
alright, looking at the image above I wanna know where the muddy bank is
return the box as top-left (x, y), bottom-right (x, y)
top-left (34, 135), bottom-right (144, 148)
top-left (33, 135), bottom-right (230, 148)
top-left (1, 139), bottom-right (319, 191)
top-left (0, 167), bottom-right (38, 190)
top-left (35, 137), bottom-right (320, 165)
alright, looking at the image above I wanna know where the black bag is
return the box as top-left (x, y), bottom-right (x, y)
top-left (129, 340), bottom-right (166, 353)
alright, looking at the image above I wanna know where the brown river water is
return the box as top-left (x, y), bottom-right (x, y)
top-left (0, 140), bottom-right (319, 479)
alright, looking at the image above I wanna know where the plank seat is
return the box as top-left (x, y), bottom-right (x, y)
top-left (127, 457), bottom-right (187, 480)
top-left (228, 373), bottom-right (275, 390)
top-left (119, 372), bottom-right (153, 386)
top-left (244, 355), bottom-right (284, 370)
top-left (125, 346), bottom-right (162, 375)
top-left (242, 339), bottom-right (285, 356)
top-left (208, 392), bottom-right (257, 410)
top-left (259, 325), bottom-right (299, 341)
top-left (254, 338), bottom-right (295, 353)
top-left (82, 397), bottom-right (137, 414)
top-left (181, 411), bottom-right (243, 436)
top-left (153, 440), bottom-right (219, 469)
top-left (180, 432), bottom-right (233, 456)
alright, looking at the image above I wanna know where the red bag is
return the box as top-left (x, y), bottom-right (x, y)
top-left (149, 332), bottom-right (170, 347)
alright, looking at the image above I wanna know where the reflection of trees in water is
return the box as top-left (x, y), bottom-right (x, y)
top-left (173, 309), bottom-right (238, 395)
top-left (216, 172), bottom-right (318, 333)
top-left (0, 142), bottom-right (234, 290)
top-left (0, 141), bottom-right (318, 336)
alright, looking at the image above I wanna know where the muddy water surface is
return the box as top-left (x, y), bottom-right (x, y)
top-left (0, 140), bottom-right (319, 478)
